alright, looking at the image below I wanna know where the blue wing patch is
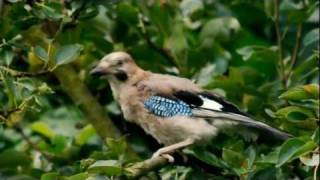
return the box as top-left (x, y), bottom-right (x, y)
top-left (144, 96), bottom-right (192, 117)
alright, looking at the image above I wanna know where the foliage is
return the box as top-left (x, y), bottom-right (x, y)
top-left (0, 0), bottom-right (319, 179)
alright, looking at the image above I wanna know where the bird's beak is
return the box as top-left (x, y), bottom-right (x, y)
top-left (90, 66), bottom-right (109, 76)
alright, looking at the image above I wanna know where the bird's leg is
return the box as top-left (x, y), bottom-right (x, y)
top-left (152, 138), bottom-right (194, 163)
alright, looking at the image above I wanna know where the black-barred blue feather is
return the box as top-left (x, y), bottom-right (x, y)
top-left (144, 96), bottom-right (192, 117)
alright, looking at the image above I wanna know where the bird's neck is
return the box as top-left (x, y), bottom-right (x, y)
top-left (108, 67), bottom-right (146, 100)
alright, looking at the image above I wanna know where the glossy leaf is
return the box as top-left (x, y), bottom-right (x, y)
top-left (30, 121), bottom-right (55, 139)
top-left (88, 160), bottom-right (122, 176)
top-left (276, 106), bottom-right (314, 121)
top-left (34, 46), bottom-right (49, 63)
top-left (0, 150), bottom-right (31, 168)
top-left (222, 148), bottom-right (246, 168)
top-left (303, 28), bottom-right (320, 47)
top-left (280, 84), bottom-right (319, 100)
top-left (55, 44), bottom-right (83, 66)
top-left (75, 124), bottom-right (96, 145)
top-left (277, 137), bottom-right (317, 167)
top-left (184, 148), bottom-right (230, 169)
top-left (67, 172), bottom-right (88, 180)
top-left (41, 173), bottom-right (59, 180)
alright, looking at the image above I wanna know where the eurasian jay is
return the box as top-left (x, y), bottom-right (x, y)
top-left (90, 51), bottom-right (291, 162)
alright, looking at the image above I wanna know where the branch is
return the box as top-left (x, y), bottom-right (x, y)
top-left (0, 0), bottom-right (3, 17)
top-left (53, 65), bottom-right (138, 159)
top-left (286, 23), bottom-right (303, 83)
top-left (0, 108), bottom-right (21, 121)
top-left (273, 0), bottom-right (286, 88)
top-left (125, 156), bottom-right (168, 178)
top-left (144, 32), bottom-right (177, 67)
top-left (14, 125), bottom-right (54, 161)
top-left (0, 66), bottom-right (49, 78)
top-left (137, 15), bottom-right (179, 69)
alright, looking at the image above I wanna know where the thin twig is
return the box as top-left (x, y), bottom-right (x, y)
top-left (0, 66), bottom-right (49, 78)
top-left (0, 108), bottom-right (21, 120)
top-left (14, 125), bottom-right (53, 161)
top-left (0, 0), bottom-right (3, 18)
top-left (137, 13), bottom-right (180, 69)
top-left (285, 24), bottom-right (303, 86)
top-left (313, 147), bottom-right (319, 180)
top-left (273, 0), bottom-right (286, 88)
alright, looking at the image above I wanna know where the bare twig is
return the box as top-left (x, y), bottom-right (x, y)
top-left (0, 66), bottom-right (49, 78)
top-left (143, 32), bottom-right (177, 67)
top-left (285, 24), bottom-right (303, 85)
top-left (273, 0), bottom-right (286, 88)
top-left (0, 108), bottom-right (21, 121)
top-left (14, 125), bottom-right (53, 161)
top-left (313, 147), bottom-right (319, 180)
top-left (0, 0), bottom-right (3, 17)
top-left (137, 14), bottom-right (180, 70)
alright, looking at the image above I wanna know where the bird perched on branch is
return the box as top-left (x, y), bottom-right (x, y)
top-left (90, 51), bottom-right (291, 162)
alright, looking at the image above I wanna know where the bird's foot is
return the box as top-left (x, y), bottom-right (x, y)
top-left (152, 151), bottom-right (175, 163)
top-left (161, 154), bottom-right (175, 163)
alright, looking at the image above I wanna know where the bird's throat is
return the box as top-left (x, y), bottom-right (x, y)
top-left (114, 71), bottom-right (128, 81)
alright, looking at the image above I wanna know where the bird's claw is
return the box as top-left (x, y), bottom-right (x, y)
top-left (152, 152), bottom-right (175, 163)
top-left (161, 154), bottom-right (175, 163)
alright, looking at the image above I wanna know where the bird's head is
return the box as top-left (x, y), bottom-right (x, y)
top-left (90, 51), bottom-right (140, 82)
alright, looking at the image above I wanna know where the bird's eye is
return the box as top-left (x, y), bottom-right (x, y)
top-left (116, 61), bottom-right (123, 66)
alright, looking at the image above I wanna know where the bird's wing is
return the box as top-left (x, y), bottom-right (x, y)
top-left (143, 87), bottom-right (291, 140)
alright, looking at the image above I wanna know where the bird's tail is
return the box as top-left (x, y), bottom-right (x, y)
top-left (192, 109), bottom-right (292, 141)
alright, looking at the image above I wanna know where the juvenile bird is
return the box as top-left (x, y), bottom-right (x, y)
top-left (90, 51), bottom-right (291, 162)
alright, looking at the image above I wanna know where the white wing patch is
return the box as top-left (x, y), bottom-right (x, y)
top-left (199, 95), bottom-right (223, 111)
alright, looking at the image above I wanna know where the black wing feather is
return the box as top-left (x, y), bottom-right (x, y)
top-left (173, 90), bottom-right (246, 115)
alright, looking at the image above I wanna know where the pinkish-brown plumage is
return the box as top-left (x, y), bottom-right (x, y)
top-left (90, 51), bottom-right (291, 161)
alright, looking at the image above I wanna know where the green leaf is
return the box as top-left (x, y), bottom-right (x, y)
top-left (258, 147), bottom-right (280, 164)
top-left (79, 7), bottom-right (99, 20)
top-left (116, 3), bottom-right (138, 25)
top-left (41, 172), bottom-right (59, 180)
top-left (30, 121), bottom-right (55, 139)
top-left (276, 106), bottom-right (314, 122)
top-left (264, 0), bottom-right (274, 19)
top-left (236, 46), bottom-right (278, 61)
top-left (312, 127), bottom-right (319, 144)
top-left (105, 137), bottom-right (127, 158)
top-left (277, 137), bottom-right (317, 167)
top-left (67, 172), bottom-right (88, 180)
top-left (34, 46), bottom-right (48, 62)
top-left (200, 17), bottom-right (240, 44)
top-left (49, 134), bottom-right (67, 153)
top-left (279, 0), bottom-right (315, 24)
top-left (236, 46), bottom-right (255, 61)
top-left (55, 44), bottom-right (82, 66)
top-left (287, 111), bottom-right (309, 121)
top-left (279, 84), bottom-right (319, 100)
top-left (250, 167), bottom-right (276, 180)
top-left (75, 124), bottom-right (96, 146)
top-left (245, 146), bottom-right (256, 169)
top-left (222, 148), bottom-right (246, 168)
top-left (87, 160), bottom-right (122, 176)
top-left (34, 3), bottom-right (63, 21)
top-left (303, 28), bottom-right (320, 47)
top-left (303, 84), bottom-right (320, 99)
top-left (0, 49), bottom-right (15, 66)
top-left (0, 71), bottom-right (17, 108)
top-left (184, 148), bottom-right (230, 169)
top-left (0, 149), bottom-right (31, 168)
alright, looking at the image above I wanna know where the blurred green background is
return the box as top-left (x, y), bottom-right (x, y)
top-left (0, 0), bottom-right (319, 179)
